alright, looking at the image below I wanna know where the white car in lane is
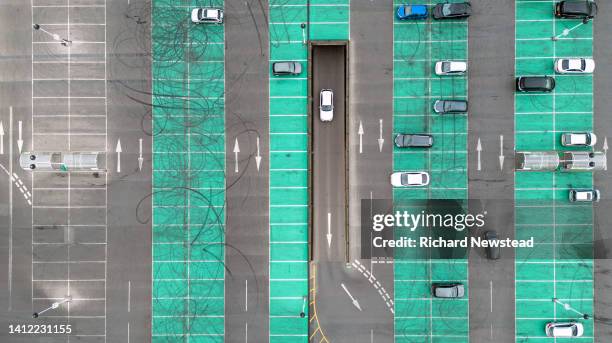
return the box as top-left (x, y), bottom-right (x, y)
top-left (191, 8), bottom-right (224, 24)
top-left (319, 89), bottom-right (334, 122)
top-left (435, 61), bottom-right (467, 76)
top-left (554, 58), bottom-right (595, 74)
top-left (561, 132), bottom-right (596, 147)
top-left (390, 172), bottom-right (430, 187)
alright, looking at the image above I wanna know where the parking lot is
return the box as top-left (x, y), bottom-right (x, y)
top-left (392, 1), bottom-right (469, 342)
top-left (514, 0), bottom-right (595, 341)
top-left (30, 1), bottom-right (108, 341)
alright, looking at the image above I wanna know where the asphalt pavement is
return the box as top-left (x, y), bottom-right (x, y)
top-left (224, 0), bottom-right (270, 340)
top-left (467, 0), bottom-right (516, 342)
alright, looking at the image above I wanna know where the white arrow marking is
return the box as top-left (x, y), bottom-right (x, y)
top-left (358, 121), bottom-right (364, 154)
top-left (17, 120), bottom-right (23, 153)
top-left (499, 135), bottom-right (505, 170)
top-left (255, 137), bottom-right (262, 171)
top-left (476, 138), bottom-right (482, 171)
top-left (377, 119), bottom-right (384, 152)
top-left (0, 121), bottom-right (4, 155)
top-left (138, 138), bottom-right (143, 171)
top-left (340, 283), bottom-right (362, 311)
top-left (603, 137), bottom-right (608, 171)
top-left (326, 212), bottom-right (332, 248)
top-left (115, 139), bottom-right (122, 173)
top-left (233, 138), bottom-right (240, 173)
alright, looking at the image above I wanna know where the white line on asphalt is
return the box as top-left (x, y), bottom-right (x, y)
top-left (326, 213), bottom-right (332, 249)
top-left (245, 322), bottom-right (248, 343)
top-left (17, 120), bottom-right (23, 153)
top-left (490, 280), bottom-right (493, 313)
top-left (116, 139), bottom-right (122, 173)
top-left (8, 106), bottom-right (12, 311)
top-left (340, 283), bottom-right (362, 311)
top-left (245, 279), bottom-right (248, 312)
top-left (476, 138), bottom-right (482, 171)
top-left (128, 281), bottom-right (131, 312)
top-left (358, 120), bottom-right (363, 154)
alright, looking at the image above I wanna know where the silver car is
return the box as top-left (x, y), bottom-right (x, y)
top-left (20, 152), bottom-right (103, 171)
top-left (272, 61), bottom-right (302, 76)
top-left (432, 283), bottom-right (465, 298)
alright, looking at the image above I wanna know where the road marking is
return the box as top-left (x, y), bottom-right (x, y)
top-left (245, 322), bottom-right (248, 343)
top-left (233, 138), bottom-right (240, 173)
top-left (377, 119), bottom-right (384, 152)
top-left (603, 137), bottom-right (608, 171)
top-left (128, 281), bottom-right (131, 312)
top-left (340, 283), bottom-right (362, 311)
top-left (138, 138), bottom-right (143, 171)
top-left (0, 120), bottom-right (4, 155)
top-left (115, 139), bottom-right (122, 173)
top-left (245, 279), bottom-right (248, 312)
top-left (7, 107), bottom-right (12, 311)
top-left (499, 135), bottom-right (505, 170)
top-left (17, 120), bottom-right (23, 153)
top-left (490, 280), bottom-right (493, 313)
top-left (326, 213), bottom-right (332, 249)
top-left (476, 138), bottom-right (482, 171)
top-left (255, 137), bottom-right (261, 171)
top-left (358, 120), bottom-right (363, 154)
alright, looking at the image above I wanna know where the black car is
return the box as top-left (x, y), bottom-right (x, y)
top-left (433, 100), bottom-right (468, 114)
top-left (394, 134), bottom-right (433, 148)
top-left (485, 231), bottom-right (500, 260)
top-left (555, 1), bottom-right (597, 20)
top-left (433, 2), bottom-right (472, 19)
top-left (516, 76), bottom-right (556, 92)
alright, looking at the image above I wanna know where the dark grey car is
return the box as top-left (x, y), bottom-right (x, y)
top-left (394, 134), bottom-right (433, 148)
top-left (434, 100), bottom-right (468, 114)
top-left (272, 61), bottom-right (302, 76)
top-left (432, 283), bottom-right (465, 298)
top-left (485, 230), bottom-right (500, 260)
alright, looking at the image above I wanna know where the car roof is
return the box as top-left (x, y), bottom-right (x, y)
top-left (522, 76), bottom-right (551, 87)
top-left (563, 1), bottom-right (590, 14)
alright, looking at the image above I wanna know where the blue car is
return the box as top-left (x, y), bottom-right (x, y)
top-left (397, 5), bottom-right (428, 19)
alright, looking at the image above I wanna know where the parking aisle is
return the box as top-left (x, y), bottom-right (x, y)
top-left (392, 2), bottom-right (469, 342)
top-left (151, 2), bottom-right (226, 341)
top-left (514, 0), bottom-right (594, 341)
top-left (268, 2), bottom-right (310, 341)
top-left (30, 1), bottom-right (108, 342)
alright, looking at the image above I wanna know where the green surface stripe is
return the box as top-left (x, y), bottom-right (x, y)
top-left (152, 2), bottom-right (226, 339)
top-left (514, 1), bottom-right (594, 342)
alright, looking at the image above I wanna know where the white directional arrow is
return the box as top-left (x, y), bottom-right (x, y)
top-left (499, 135), bottom-right (505, 170)
top-left (476, 138), bottom-right (482, 171)
top-left (138, 138), bottom-right (143, 171)
top-left (603, 137), bottom-right (608, 171)
top-left (0, 121), bottom-right (4, 155)
top-left (255, 137), bottom-right (262, 171)
top-left (17, 120), bottom-right (23, 153)
top-left (358, 121), bottom-right (364, 154)
top-left (115, 139), bottom-right (122, 173)
top-left (326, 212), bottom-right (332, 248)
top-left (377, 119), bottom-right (384, 152)
top-left (340, 283), bottom-right (362, 311)
top-left (233, 138), bottom-right (240, 173)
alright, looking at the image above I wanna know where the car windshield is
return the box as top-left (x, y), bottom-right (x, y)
top-left (442, 4), bottom-right (452, 15)
top-left (442, 62), bottom-right (451, 72)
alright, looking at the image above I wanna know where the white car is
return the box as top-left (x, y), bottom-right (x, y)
top-left (20, 152), bottom-right (103, 171)
top-left (569, 189), bottom-right (600, 202)
top-left (191, 8), bottom-right (224, 24)
top-left (554, 58), bottom-right (595, 74)
top-left (435, 61), bottom-right (467, 75)
top-left (561, 132), bottom-right (596, 147)
top-left (390, 172), bottom-right (430, 187)
top-left (545, 322), bottom-right (584, 337)
top-left (319, 89), bottom-right (334, 122)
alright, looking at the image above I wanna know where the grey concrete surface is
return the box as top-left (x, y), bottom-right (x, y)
top-left (224, 0), bottom-right (270, 341)
top-left (467, 0), bottom-right (516, 342)
top-left (594, 4), bottom-right (612, 341)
